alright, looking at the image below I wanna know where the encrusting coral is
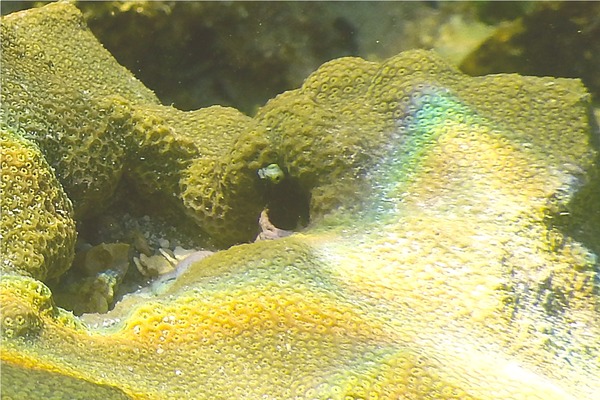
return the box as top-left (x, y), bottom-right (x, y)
top-left (1, 2), bottom-right (599, 399)
top-left (0, 123), bottom-right (76, 281)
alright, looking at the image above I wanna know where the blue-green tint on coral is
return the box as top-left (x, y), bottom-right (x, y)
top-left (393, 90), bottom-right (469, 175)
top-left (394, 88), bottom-right (479, 172)
top-left (364, 87), bottom-right (482, 218)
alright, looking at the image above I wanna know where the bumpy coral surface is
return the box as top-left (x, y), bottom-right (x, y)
top-left (0, 124), bottom-right (76, 281)
top-left (1, 2), bottom-right (599, 399)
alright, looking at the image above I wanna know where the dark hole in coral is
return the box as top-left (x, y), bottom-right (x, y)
top-left (263, 177), bottom-right (310, 231)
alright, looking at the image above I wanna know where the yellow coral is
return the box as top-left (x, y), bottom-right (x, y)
top-left (0, 125), bottom-right (76, 280)
top-left (1, 2), bottom-right (599, 400)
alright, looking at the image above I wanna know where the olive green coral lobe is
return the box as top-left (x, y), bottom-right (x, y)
top-left (0, 125), bottom-right (76, 280)
top-left (0, 2), bottom-right (267, 245)
top-left (0, 3), bottom-right (157, 218)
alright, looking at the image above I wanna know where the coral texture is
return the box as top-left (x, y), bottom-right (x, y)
top-left (0, 124), bottom-right (76, 280)
top-left (1, 2), bottom-right (599, 399)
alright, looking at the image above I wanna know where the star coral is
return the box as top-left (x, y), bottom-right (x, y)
top-left (0, 124), bottom-right (76, 281)
top-left (1, 2), bottom-right (599, 399)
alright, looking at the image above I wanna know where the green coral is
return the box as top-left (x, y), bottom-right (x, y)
top-left (1, 2), bottom-right (599, 400)
top-left (0, 274), bottom-right (84, 339)
top-left (0, 2), bottom-right (265, 245)
top-left (0, 2), bottom-right (157, 218)
top-left (0, 124), bottom-right (76, 280)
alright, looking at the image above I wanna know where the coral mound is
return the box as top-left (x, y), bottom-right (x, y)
top-left (1, 2), bottom-right (599, 399)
